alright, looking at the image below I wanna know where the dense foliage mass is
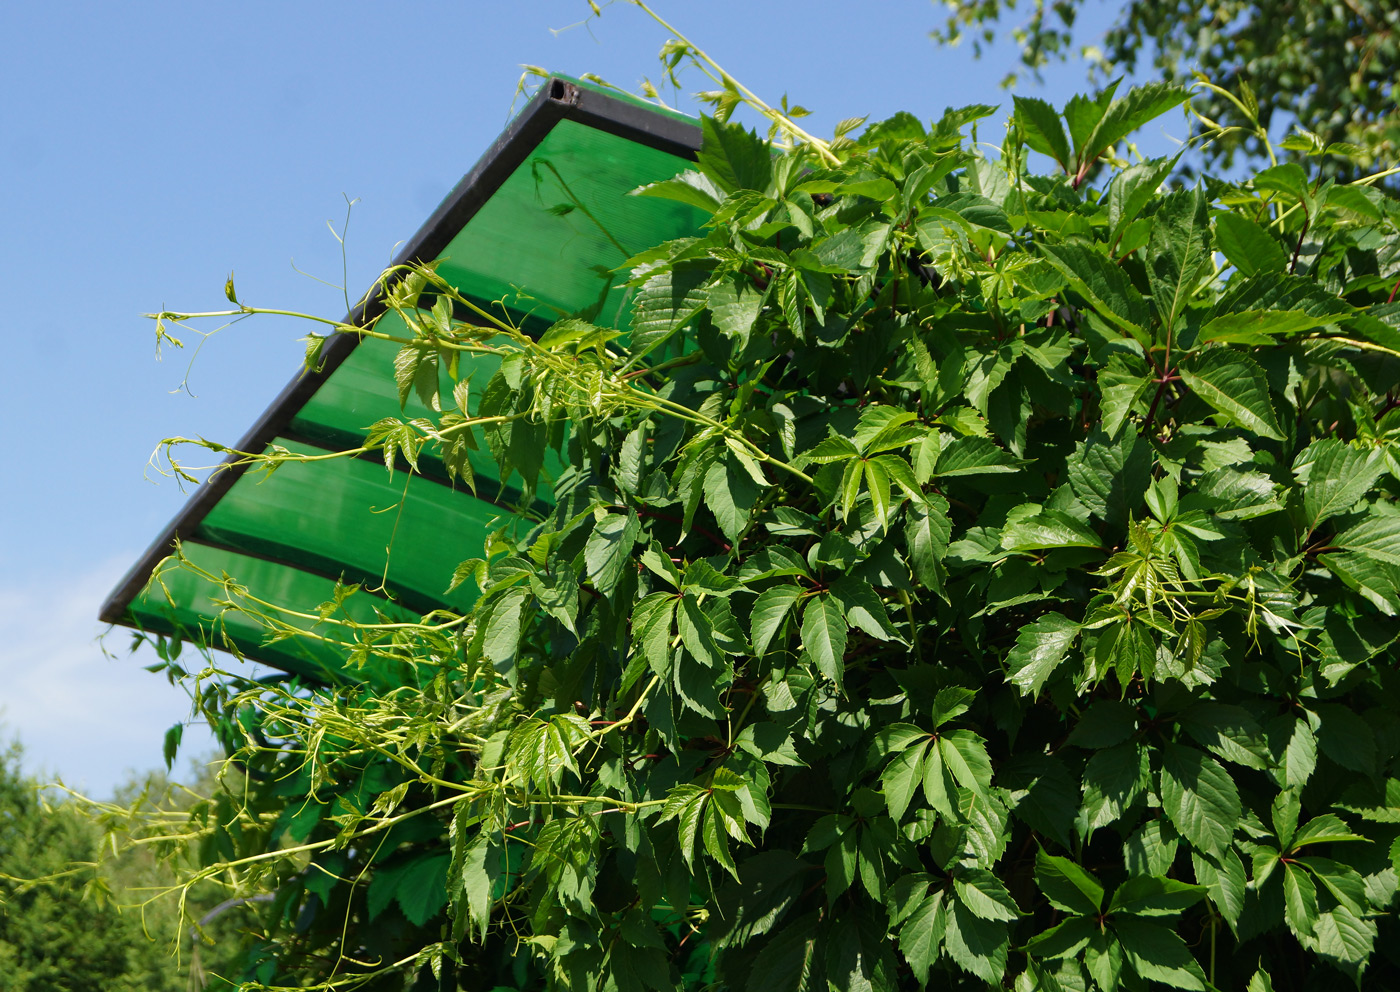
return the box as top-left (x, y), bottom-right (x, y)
top-left (932, 0), bottom-right (1400, 180)
top-left (136, 73), bottom-right (1400, 991)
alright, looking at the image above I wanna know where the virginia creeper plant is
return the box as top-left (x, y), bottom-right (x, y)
top-left (113, 23), bottom-right (1400, 991)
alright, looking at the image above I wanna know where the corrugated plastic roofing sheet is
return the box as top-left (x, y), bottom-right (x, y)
top-left (101, 77), bottom-right (705, 681)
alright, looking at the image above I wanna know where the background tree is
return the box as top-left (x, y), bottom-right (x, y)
top-left (0, 741), bottom-right (187, 991)
top-left (931, 0), bottom-right (1400, 179)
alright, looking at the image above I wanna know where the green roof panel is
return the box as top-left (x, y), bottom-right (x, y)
top-left (102, 78), bottom-right (704, 679)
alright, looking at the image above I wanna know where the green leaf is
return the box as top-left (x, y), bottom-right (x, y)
top-left (1084, 930), bottom-right (1124, 992)
top-left (1178, 348), bottom-right (1284, 440)
top-left (1024, 916), bottom-right (1096, 959)
top-left (394, 852), bottom-right (450, 927)
top-left (1001, 754), bottom-right (1079, 848)
top-left (705, 456), bottom-right (759, 542)
top-left (1107, 875), bottom-right (1207, 918)
top-left (1109, 157), bottom-right (1174, 247)
top-left (1320, 551), bottom-right (1400, 615)
top-left (1299, 856), bottom-right (1367, 914)
top-left (1113, 915), bottom-right (1207, 990)
top-left (1098, 354), bottom-right (1153, 437)
top-left (1148, 187), bottom-right (1212, 335)
top-left (747, 913), bottom-right (822, 992)
top-left (1014, 96), bottom-right (1071, 171)
top-left (630, 592), bottom-right (677, 684)
top-left (1160, 744), bottom-right (1241, 858)
top-left (1040, 242), bottom-right (1151, 344)
top-left (585, 512), bottom-right (641, 596)
top-left (898, 891), bottom-right (948, 984)
top-left (751, 585), bottom-right (804, 659)
top-left (1191, 850), bottom-right (1247, 930)
top-left (1067, 428), bottom-right (1151, 529)
top-left (1002, 506), bottom-right (1102, 551)
top-left (393, 343), bottom-right (441, 413)
top-left (1005, 613), bottom-right (1081, 697)
top-left (162, 722), bottom-right (183, 771)
top-left (1179, 702), bottom-right (1271, 771)
top-left (930, 686), bottom-right (976, 727)
top-left (1291, 813), bottom-right (1369, 849)
top-left (1067, 699), bottom-right (1138, 749)
top-left (708, 274), bottom-right (767, 350)
top-left (940, 729), bottom-right (994, 800)
top-left (1279, 718), bottom-right (1319, 791)
top-left (447, 824), bottom-right (493, 942)
top-left (1035, 850), bottom-right (1104, 916)
top-left (1253, 162), bottom-right (1311, 206)
top-left (1316, 703), bottom-right (1377, 775)
top-left (943, 900), bottom-right (1009, 984)
top-left (631, 169), bottom-right (725, 213)
top-left (1197, 309), bottom-right (1326, 345)
top-left (1063, 82), bottom-right (1119, 161)
top-left (932, 436), bottom-right (1022, 477)
top-left (881, 744), bottom-right (927, 823)
top-left (1214, 213), bottom-right (1288, 276)
top-left (954, 868), bottom-right (1021, 922)
top-left (1079, 83), bottom-right (1191, 174)
top-left (801, 594), bottom-right (848, 687)
top-left (1295, 440), bottom-right (1387, 529)
top-left (1081, 742), bottom-right (1148, 833)
top-left (1309, 904), bottom-right (1377, 976)
top-left (678, 593), bottom-right (724, 669)
top-left (830, 577), bottom-right (898, 641)
top-left (482, 587), bottom-right (529, 665)
top-left (630, 264), bottom-right (708, 360)
top-left (1333, 513), bottom-right (1400, 566)
top-left (698, 115), bottom-right (772, 193)
top-left (1125, 820), bottom-right (1180, 877)
top-left (1283, 863), bottom-right (1320, 938)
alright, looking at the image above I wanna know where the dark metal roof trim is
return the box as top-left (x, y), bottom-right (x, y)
top-left (100, 79), bottom-right (702, 628)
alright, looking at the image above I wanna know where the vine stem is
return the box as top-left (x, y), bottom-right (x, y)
top-left (633, 388), bottom-right (815, 484)
top-left (623, 1), bottom-right (841, 167)
top-left (593, 676), bottom-right (661, 740)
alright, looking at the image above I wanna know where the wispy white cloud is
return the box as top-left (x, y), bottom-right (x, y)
top-left (0, 558), bottom-right (229, 798)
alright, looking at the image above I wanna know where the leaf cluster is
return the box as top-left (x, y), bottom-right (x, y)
top-left (132, 80), bottom-right (1400, 992)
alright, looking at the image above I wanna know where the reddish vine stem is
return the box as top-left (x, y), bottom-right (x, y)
top-left (1140, 371), bottom-right (1180, 436)
top-left (1289, 215), bottom-right (1311, 274)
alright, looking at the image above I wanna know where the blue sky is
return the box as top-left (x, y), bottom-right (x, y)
top-left (0, 0), bottom-right (1167, 796)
